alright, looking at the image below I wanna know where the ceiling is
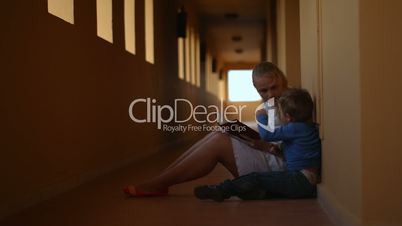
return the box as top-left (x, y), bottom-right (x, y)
top-left (189, 0), bottom-right (269, 64)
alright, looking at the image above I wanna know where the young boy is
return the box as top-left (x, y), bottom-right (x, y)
top-left (194, 88), bottom-right (321, 202)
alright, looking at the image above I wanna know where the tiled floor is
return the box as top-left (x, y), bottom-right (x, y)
top-left (0, 140), bottom-right (334, 226)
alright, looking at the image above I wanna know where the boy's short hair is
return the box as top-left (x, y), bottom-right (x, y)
top-left (252, 61), bottom-right (288, 88)
top-left (278, 88), bottom-right (314, 122)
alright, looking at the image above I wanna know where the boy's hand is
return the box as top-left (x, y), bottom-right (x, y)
top-left (239, 135), bottom-right (282, 157)
top-left (265, 143), bottom-right (282, 156)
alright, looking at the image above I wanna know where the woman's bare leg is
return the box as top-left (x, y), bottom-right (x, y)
top-left (129, 132), bottom-right (238, 193)
top-left (162, 132), bottom-right (217, 172)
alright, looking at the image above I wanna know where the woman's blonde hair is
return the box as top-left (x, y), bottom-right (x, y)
top-left (252, 62), bottom-right (288, 88)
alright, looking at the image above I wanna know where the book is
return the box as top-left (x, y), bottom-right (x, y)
top-left (219, 120), bottom-right (260, 142)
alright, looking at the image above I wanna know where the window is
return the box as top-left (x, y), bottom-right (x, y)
top-left (145, 0), bottom-right (154, 63)
top-left (96, 0), bottom-right (113, 43)
top-left (48, 0), bottom-right (74, 24)
top-left (227, 70), bottom-right (261, 102)
top-left (124, 0), bottom-right (136, 54)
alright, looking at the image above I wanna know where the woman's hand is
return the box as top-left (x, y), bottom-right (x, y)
top-left (256, 108), bottom-right (267, 116)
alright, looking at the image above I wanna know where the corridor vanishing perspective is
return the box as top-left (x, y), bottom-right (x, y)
top-left (1, 0), bottom-right (402, 226)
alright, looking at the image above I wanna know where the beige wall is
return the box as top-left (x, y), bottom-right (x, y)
top-left (265, 0), bottom-right (277, 63)
top-left (301, 0), bottom-right (402, 225)
top-left (299, 0), bottom-right (318, 96)
top-left (0, 0), bottom-right (217, 219)
top-left (300, 0), bottom-right (362, 225)
top-left (205, 51), bottom-right (226, 100)
top-left (277, 0), bottom-right (287, 73)
top-left (276, 0), bottom-right (301, 88)
top-left (299, 0), bottom-right (323, 125)
top-left (321, 0), bottom-right (362, 224)
top-left (360, 1), bottom-right (402, 226)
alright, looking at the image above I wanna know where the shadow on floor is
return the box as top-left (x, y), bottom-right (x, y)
top-left (0, 138), bottom-right (333, 226)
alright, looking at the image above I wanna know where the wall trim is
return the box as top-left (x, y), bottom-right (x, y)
top-left (318, 186), bottom-right (361, 226)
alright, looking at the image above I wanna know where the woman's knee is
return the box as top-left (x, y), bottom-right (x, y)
top-left (210, 132), bottom-right (233, 151)
top-left (202, 131), bottom-right (224, 141)
top-left (209, 131), bottom-right (222, 137)
top-left (210, 131), bottom-right (230, 141)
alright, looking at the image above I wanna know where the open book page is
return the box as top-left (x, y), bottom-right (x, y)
top-left (262, 97), bottom-right (283, 147)
top-left (262, 97), bottom-right (277, 133)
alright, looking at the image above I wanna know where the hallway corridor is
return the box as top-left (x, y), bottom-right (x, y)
top-left (2, 0), bottom-right (402, 225)
top-left (0, 140), bottom-right (333, 226)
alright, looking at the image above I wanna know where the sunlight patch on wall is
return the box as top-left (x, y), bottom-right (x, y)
top-left (178, 38), bottom-right (185, 79)
top-left (145, 0), bottom-right (154, 63)
top-left (195, 34), bottom-right (201, 87)
top-left (190, 28), bottom-right (196, 85)
top-left (48, 0), bottom-right (74, 24)
top-left (96, 0), bottom-right (113, 43)
top-left (124, 0), bottom-right (136, 54)
top-left (185, 25), bottom-right (191, 82)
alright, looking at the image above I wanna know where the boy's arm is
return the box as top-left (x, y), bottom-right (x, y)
top-left (267, 143), bottom-right (284, 158)
top-left (256, 112), bottom-right (269, 138)
top-left (240, 136), bottom-right (284, 158)
top-left (256, 114), bottom-right (292, 142)
top-left (257, 141), bottom-right (283, 158)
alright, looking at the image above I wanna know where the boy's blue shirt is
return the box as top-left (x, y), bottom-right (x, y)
top-left (257, 114), bottom-right (321, 171)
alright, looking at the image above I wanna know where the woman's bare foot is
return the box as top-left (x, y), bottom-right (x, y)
top-left (123, 184), bottom-right (169, 197)
top-left (129, 183), bottom-right (168, 193)
top-left (137, 183), bottom-right (167, 192)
